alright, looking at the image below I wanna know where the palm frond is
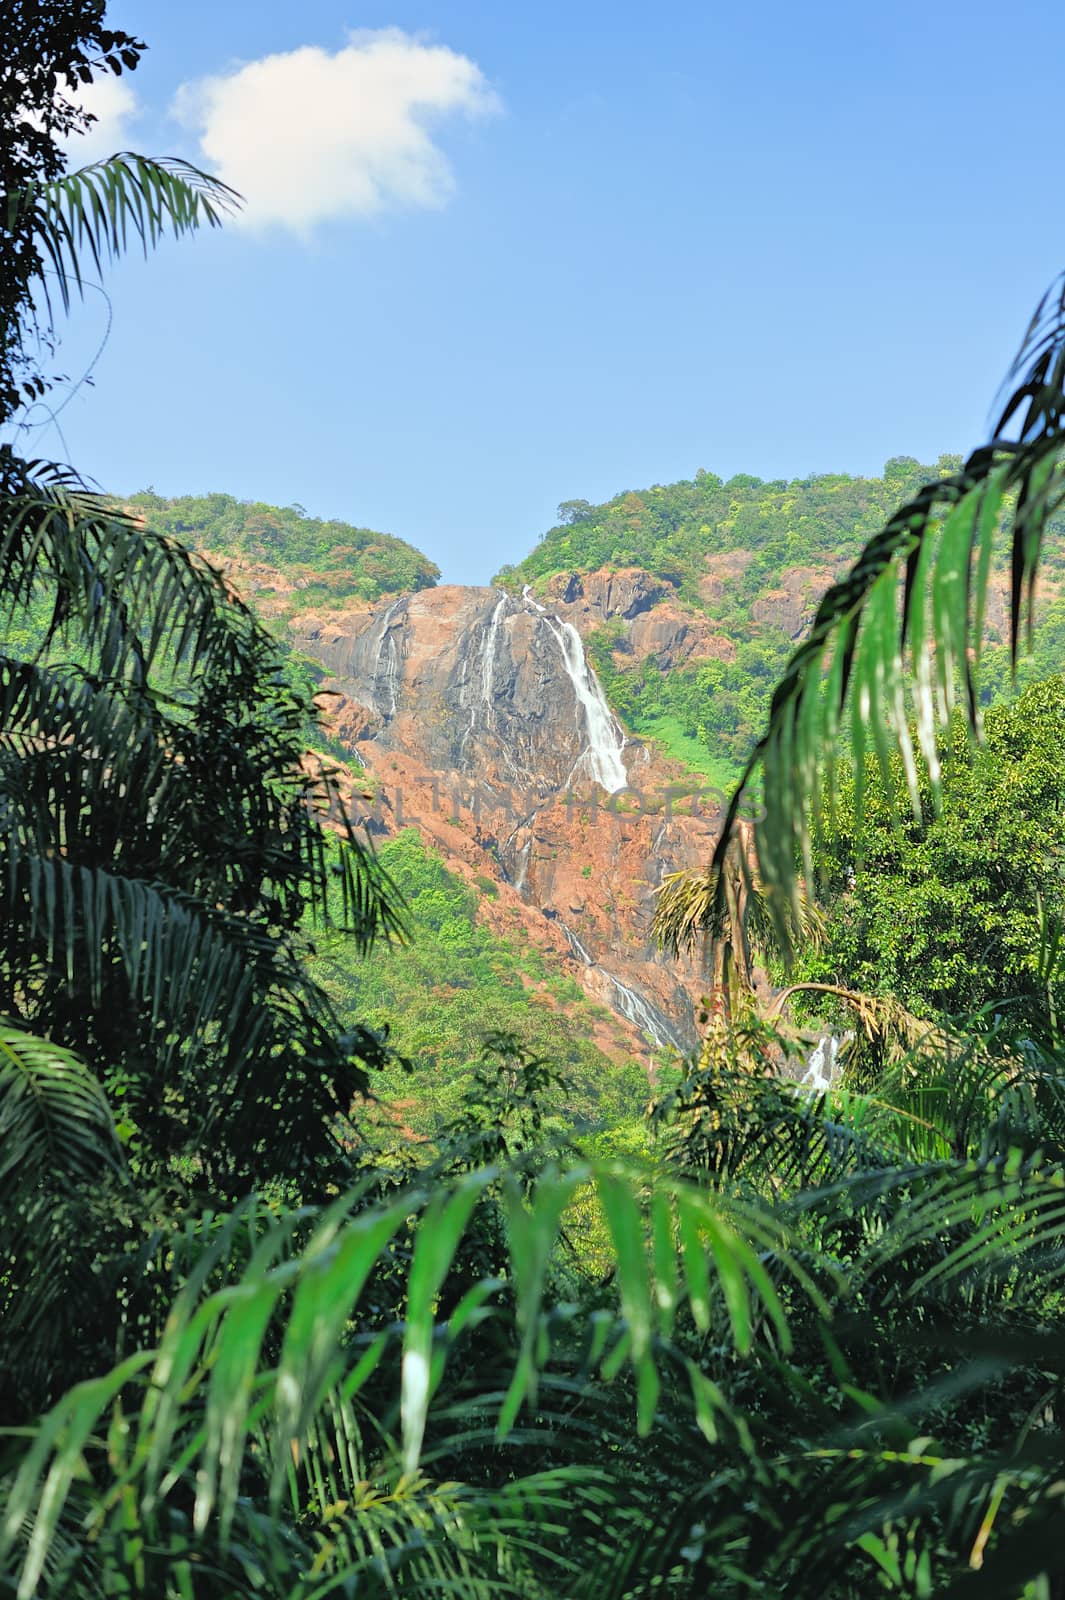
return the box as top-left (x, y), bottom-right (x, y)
top-left (0, 656), bottom-right (402, 957)
top-left (654, 1047), bottom-right (906, 1195)
top-left (0, 452), bottom-right (266, 679)
top-left (4, 154), bottom-right (239, 326)
top-left (655, 822), bottom-right (825, 1026)
top-left (0, 1160), bottom-right (805, 1598)
top-left (870, 1147), bottom-right (1065, 1304)
top-left (0, 1019), bottom-right (122, 1195)
top-left (0, 1022), bottom-right (127, 1412)
top-left (0, 846), bottom-right (398, 1187)
top-left (655, 270), bottom-right (1065, 954)
top-left (296, 1455), bottom-right (585, 1598)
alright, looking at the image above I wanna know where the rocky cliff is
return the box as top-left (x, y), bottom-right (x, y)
top-left (150, 462), bottom-right (1065, 1065)
top-left (200, 529), bottom-right (1059, 1064)
top-left (285, 583), bottom-right (718, 1054)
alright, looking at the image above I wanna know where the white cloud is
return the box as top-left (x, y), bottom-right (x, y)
top-left (61, 76), bottom-right (141, 164)
top-left (172, 29), bottom-right (500, 232)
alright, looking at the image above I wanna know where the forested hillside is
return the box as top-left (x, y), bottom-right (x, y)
top-left (501, 457), bottom-right (1065, 779)
top-left (310, 828), bottom-right (651, 1152)
top-left (507, 458), bottom-right (961, 603)
top-left (134, 465), bottom-right (1065, 794)
top-left (127, 489), bottom-right (440, 606)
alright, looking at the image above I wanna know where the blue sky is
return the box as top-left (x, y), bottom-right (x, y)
top-left (21, 0), bottom-right (1065, 584)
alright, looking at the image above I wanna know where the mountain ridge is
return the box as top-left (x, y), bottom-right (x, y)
top-left (124, 459), bottom-right (1065, 1056)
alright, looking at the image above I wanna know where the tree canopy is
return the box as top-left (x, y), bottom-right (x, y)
top-left (794, 677), bottom-right (1065, 1029)
top-left (127, 489), bottom-right (440, 604)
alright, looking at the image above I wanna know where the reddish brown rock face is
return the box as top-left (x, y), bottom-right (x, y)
top-left (543, 566), bottom-right (737, 672)
top-left (698, 549), bottom-right (755, 603)
top-left (751, 565), bottom-right (840, 639)
top-left (543, 566), bottom-right (669, 621)
top-left (614, 606), bottom-right (737, 669)
top-left (287, 583), bottom-right (718, 1055)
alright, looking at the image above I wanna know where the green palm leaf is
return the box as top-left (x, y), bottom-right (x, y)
top-left (0, 1021), bottom-right (126, 1403)
top-left (656, 271), bottom-right (1065, 955)
top-left (0, 452), bottom-right (265, 679)
top-left (4, 154), bottom-right (238, 327)
top-left (0, 1161), bottom-right (806, 1599)
top-left (0, 1020), bottom-right (122, 1195)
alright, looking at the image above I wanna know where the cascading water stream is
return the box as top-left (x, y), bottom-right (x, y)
top-left (510, 836), bottom-right (532, 893)
top-left (560, 921), bottom-right (594, 966)
top-left (371, 598), bottom-right (404, 720)
top-left (541, 615), bottom-right (628, 794)
top-left (461, 592), bottom-right (510, 753)
top-left (517, 585), bottom-right (627, 792)
top-left (799, 1034), bottom-right (841, 1093)
top-left (600, 971), bottom-right (684, 1051)
top-left (558, 916), bottom-right (682, 1050)
top-left (480, 594), bottom-right (508, 707)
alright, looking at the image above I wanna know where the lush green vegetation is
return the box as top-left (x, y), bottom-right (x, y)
top-left (309, 828), bottom-right (652, 1151)
top-left (506, 458), bottom-right (958, 606)
top-left (503, 458), bottom-right (1065, 778)
top-left (791, 678), bottom-right (1065, 1030)
top-left (127, 489), bottom-right (440, 605)
top-left (10, 10), bottom-right (1065, 1598)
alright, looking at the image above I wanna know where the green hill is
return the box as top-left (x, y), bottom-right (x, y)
top-left (501, 457), bottom-right (958, 603)
top-left (127, 490), bottom-right (440, 605)
top-left (499, 457), bottom-right (1065, 777)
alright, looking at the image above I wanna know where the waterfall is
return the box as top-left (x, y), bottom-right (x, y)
top-left (560, 921), bottom-right (594, 965)
top-left (512, 836), bottom-right (532, 893)
top-left (371, 598), bottom-right (403, 720)
top-left (517, 584), bottom-right (627, 792)
top-left (543, 617), bottom-right (628, 794)
top-left (460, 592), bottom-right (510, 755)
top-left (799, 1034), bottom-right (840, 1094)
top-left (480, 594), bottom-right (508, 708)
top-left (559, 921), bottom-right (683, 1051)
top-left (600, 970), bottom-right (684, 1051)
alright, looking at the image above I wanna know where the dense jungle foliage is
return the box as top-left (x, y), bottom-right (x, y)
top-left (792, 677), bottom-right (1065, 1030)
top-left (7, 7), bottom-right (1065, 1599)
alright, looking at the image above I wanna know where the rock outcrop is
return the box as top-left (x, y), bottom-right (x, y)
top-left (544, 566), bottom-right (668, 622)
top-left (610, 605), bottom-right (736, 670)
top-left (751, 564), bottom-right (841, 639)
top-left (538, 566), bottom-right (737, 674)
top-left (290, 583), bottom-right (717, 1054)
